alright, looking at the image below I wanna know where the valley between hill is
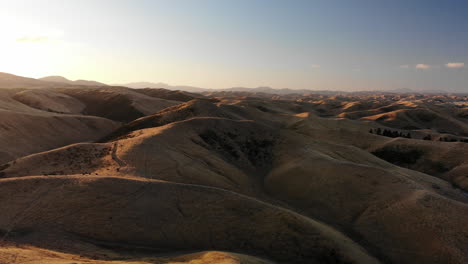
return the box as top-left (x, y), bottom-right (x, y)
top-left (0, 73), bottom-right (467, 263)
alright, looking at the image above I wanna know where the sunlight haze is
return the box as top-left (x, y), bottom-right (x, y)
top-left (0, 0), bottom-right (466, 91)
top-left (1, 2), bottom-right (468, 263)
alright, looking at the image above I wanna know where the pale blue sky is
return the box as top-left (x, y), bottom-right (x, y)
top-left (0, 0), bottom-right (466, 91)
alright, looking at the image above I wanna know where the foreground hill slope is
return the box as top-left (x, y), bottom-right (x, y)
top-left (0, 175), bottom-right (380, 264)
top-left (1, 102), bottom-right (467, 264)
top-left (0, 82), bottom-right (467, 264)
top-left (0, 247), bottom-right (275, 264)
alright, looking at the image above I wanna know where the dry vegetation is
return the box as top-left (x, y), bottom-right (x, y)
top-left (0, 73), bottom-right (467, 263)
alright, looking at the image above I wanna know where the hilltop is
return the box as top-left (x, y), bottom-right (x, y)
top-left (0, 73), bottom-right (467, 264)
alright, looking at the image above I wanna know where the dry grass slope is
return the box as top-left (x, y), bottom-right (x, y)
top-left (0, 81), bottom-right (467, 264)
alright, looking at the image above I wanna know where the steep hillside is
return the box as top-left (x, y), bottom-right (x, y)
top-left (135, 88), bottom-right (206, 102)
top-left (55, 87), bottom-right (182, 122)
top-left (1, 113), bottom-right (467, 264)
top-left (0, 89), bottom-right (119, 163)
top-left (0, 85), bottom-right (467, 264)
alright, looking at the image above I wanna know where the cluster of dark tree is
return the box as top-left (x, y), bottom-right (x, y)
top-left (439, 137), bottom-right (468, 143)
top-left (423, 135), bottom-right (432, 140)
top-left (370, 128), bottom-right (468, 143)
top-left (422, 134), bottom-right (468, 143)
top-left (369, 128), bottom-right (411, 138)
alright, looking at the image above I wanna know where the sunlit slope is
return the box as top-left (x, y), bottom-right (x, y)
top-left (0, 175), bottom-right (380, 264)
top-left (0, 86), bottom-right (467, 264)
top-left (0, 89), bottom-right (119, 164)
top-left (54, 86), bottom-right (182, 122)
top-left (1, 109), bottom-right (467, 264)
top-left (0, 248), bottom-right (276, 264)
top-left (0, 86), bottom-right (189, 163)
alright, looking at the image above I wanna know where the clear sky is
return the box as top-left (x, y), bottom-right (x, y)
top-left (0, 0), bottom-right (466, 91)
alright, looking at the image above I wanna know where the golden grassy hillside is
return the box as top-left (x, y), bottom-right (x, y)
top-left (0, 83), bottom-right (467, 264)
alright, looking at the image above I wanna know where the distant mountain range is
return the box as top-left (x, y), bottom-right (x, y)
top-left (120, 82), bottom-right (206, 92)
top-left (0, 73), bottom-right (107, 88)
top-left (117, 82), bottom-right (348, 94)
top-left (0, 72), bottom-right (464, 95)
top-left (0, 72), bottom-right (58, 88)
top-left (118, 82), bottom-right (461, 95)
top-left (39, 76), bottom-right (108, 86)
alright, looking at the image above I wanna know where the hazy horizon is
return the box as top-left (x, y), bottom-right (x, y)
top-left (1, 2), bottom-right (468, 262)
top-left (1, 0), bottom-right (467, 92)
top-left (3, 71), bottom-right (466, 93)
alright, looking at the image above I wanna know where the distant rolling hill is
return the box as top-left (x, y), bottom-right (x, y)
top-left (0, 72), bottom-right (59, 88)
top-left (39, 75), bottom-right (108, 86)
top-left (0, 72), bottom-right (107, 88)
top-left (120, 81), bottom-right (208, 93)
top-left (1, 72), bottom-right (468, 264)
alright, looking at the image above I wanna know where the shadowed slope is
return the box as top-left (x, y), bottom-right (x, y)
top-left (12, 89), bottom-right (86, 114)
top-left (99, 98), bottom-right (274, 142)
top-left (56, 87), bottom-right (182, 122)
top-left (0, 87), bottom-right (467, 264)
top-left (1, 115), bottom-right (467, 264)
top-left (1, 118), bottom-right (277, 196)
top-left (134, 88), bottom-right (206, 102)
top-left (287, 112), bottom-right (468, 191)
top-left (361, 108), bottom-right (468, 135)
top-left (267, 128), bottom-right (468, 264)
top-left (0, 176), bottom-right (381, 264)
top-left (0, 89), bottom-right (120, 164)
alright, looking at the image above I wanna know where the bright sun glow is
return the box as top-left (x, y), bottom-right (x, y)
top-left (0, 1), bottom-right (466, 91)
top-left (0, 16), bottom-right (68, 78)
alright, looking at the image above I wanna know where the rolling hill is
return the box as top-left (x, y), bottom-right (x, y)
top-left (0, 73), bottom-right (467, 264)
